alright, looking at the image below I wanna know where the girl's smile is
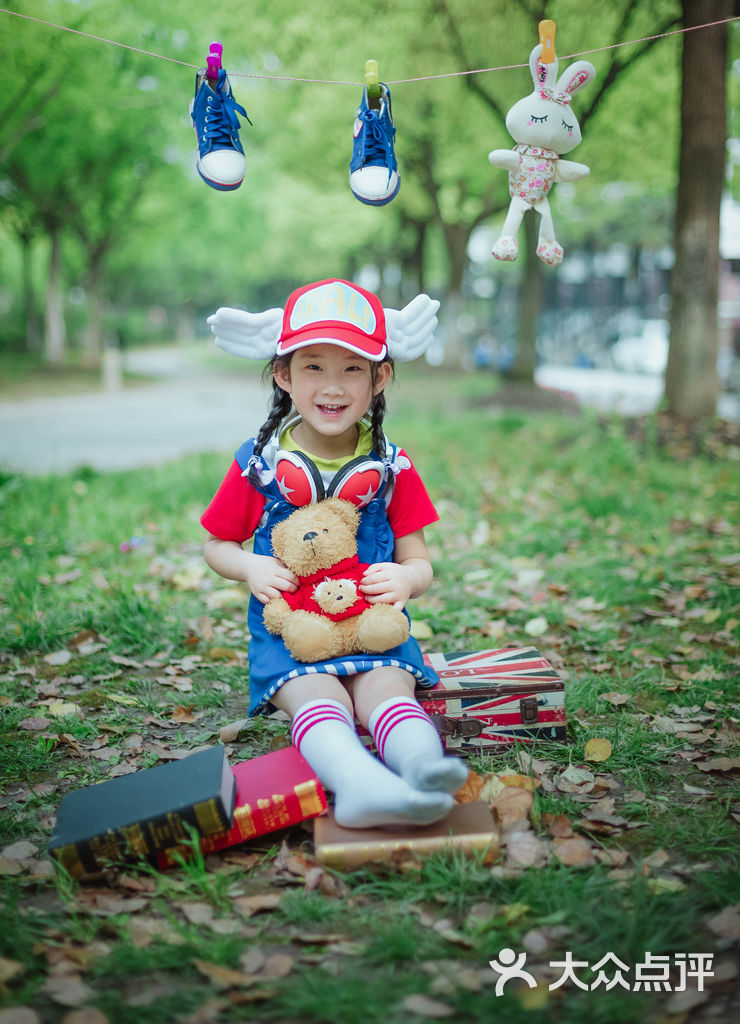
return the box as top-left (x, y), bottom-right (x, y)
top-left (274, 344), bottom-right (391, 460)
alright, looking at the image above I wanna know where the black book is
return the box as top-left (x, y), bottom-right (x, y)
top-left (49, 745), bottom-right (235, 876)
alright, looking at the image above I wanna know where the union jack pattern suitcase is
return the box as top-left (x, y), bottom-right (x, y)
top-left (417, 647), bottom-right (567, 754)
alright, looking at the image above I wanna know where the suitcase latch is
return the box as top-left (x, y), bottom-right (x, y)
top-left (431, 714), bottom-right (484, 739)
top-left (520, 697), bottom-right (539, 724)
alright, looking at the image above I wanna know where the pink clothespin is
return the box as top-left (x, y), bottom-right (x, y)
top-left (207, 41), bottom-right (223, 82)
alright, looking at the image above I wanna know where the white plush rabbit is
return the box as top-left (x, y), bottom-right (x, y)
top-left (489, 44), bottom-right (595, 266)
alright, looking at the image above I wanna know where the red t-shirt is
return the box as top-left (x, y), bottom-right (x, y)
top-left (201, 449), bottom-right (438, 543)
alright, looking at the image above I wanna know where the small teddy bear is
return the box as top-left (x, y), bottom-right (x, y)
top-left (488, 43), bottom-right (595, 266)
top-left (262, 498), bottom-right (410, 663)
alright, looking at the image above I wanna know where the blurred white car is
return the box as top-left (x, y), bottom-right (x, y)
top-left (610, 320), bottom-right (669, 375)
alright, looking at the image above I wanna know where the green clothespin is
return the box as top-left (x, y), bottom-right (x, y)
top-left (365, 59), bottom-right (381, 108)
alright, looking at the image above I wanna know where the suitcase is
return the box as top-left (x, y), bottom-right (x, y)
top-left (416, 647), bottom-right (567, 754)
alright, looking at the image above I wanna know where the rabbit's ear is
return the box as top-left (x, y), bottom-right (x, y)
top-left (529, 44), bottom-right (558, 89)
top-left (557, 61), bottom-right (596, 97)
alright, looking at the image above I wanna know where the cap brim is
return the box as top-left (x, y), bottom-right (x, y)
top-left (277, 326), bottom-right (387, 362)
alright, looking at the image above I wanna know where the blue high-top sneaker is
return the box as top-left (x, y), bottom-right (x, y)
top-left (349, 83), bottom-right (400, 206)
top-left (190, 67), bottom-right (250, 191)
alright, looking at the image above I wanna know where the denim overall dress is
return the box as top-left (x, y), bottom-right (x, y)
top-left (234, 432), bottom-right (439, 714)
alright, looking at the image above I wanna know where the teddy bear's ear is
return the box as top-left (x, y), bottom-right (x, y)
top-left (323, 498), bottom-right (360, 531)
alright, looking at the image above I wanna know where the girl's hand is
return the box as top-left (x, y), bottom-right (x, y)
top-left (360, 562), bottom-right (414, 610)
top-left (246, 555), bottom-right (298, 604)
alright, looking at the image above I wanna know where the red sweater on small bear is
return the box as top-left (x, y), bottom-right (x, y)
top-left (281, 555), bottom-right (372, 622)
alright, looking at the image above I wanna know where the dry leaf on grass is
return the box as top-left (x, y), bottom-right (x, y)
top-left (696, 756), bottom-right (740, 774)
top-left (0, 1010), bottom-right (41, 1024)
top-left (61, 1010), bottom-right (110, 1024)
top-left (543, 814), bottom-right (574, 839)
top-left (401, 994), bottom-right (455, 1018)
top-left (556, 765), bottom-right (595, 794)
top-left (219, 718), bottom-right (250, 743)
top-left (505, 830), bottom-right (550, 869)
top-left (490, 788), bottom-right (533, 830)
top-left (455, 770), bottom-right (484, 803)
top-left (584, 738), bottom-right (612, 763)
top-left (552, 837), bottom-right (595, 867)
top-left (41, 975), bottom-right (93, 1007)
top-left (233, 894), bottom-right (281, 918)
top-left (192, 960), bottom-right (258, 989)
top-left (0, 957), bottom-right (24, 984)
top-left (706, 905), bottom-right (740, 941)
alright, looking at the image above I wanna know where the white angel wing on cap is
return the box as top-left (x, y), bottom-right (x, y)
top-left (207, 306), bottom-right (283, 360)
top-left (385, 294), bottom-right (440, 362)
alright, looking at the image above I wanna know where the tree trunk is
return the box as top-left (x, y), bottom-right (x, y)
top-left (20, 230), bottom-right (40, 353)
top-left (43, 226), bottom-right (65, 366)
top-left (665, 0), bottom-right (730, 418)
top-left (511, 212), bottom-right (542, 382)
top-left (82, 255), bottom-right (104, 370)
top-left (441, 223), bottom-right (470, 367)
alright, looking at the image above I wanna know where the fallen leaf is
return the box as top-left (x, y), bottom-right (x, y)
top-left (171, 705), bottom-right (197, 724)
top-left (205, 588), bottom-right (246, 609)
top-left (233, 894), bottom-right (282, 918)
top-left (664, 988), bottom-right (709, 1014)
top-left (219, 719), bottom-right (251, 744)
top-left (500, 772), bottom-right (540, 792)
top-left (410, 620), bottom-right (433, 640)
top-left (552, 837), bottom-right (595, 867)
top-left (489, 788), bottom-right (533, 830)
top-left (41, 975), bottom-right (93, 1007)
top-left (584, 738), bottom-right (612, 763)
top-left (505, 830), bottom-right (549, 869)
top-left (43, 650), bottom-right (72, 666)
top-left (524, 616), bottom-right (548, 637)
top-left (706, 905), bottom-right (740, 940)
top-left (400, 994), bottom-right (455, 1018)
top-left (543, 814), bottom-right (574, 839)
top-left (697, 756), bottom-right (740, 774)
top-left (479, 774), bottom-right (506, 803)
top-left (192, 960), bottom-right (258, 989)
top-left (0, 957), bottom-right (24, 984)
top-left (2, 840), bottom-right (38, 861)
top-left (0, 1010), bottom-right (41, 1024)
top-left (556, 765), bottom-right (595, 794)
top-left (17, 717), bottom-right (52, 731)
top-left (61, 1010), bottom-right (111, 1024)
top-left (599, 692), bottom-right (630, 707)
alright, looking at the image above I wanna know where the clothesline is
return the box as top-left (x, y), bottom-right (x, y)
top-left (1, 7), bottom-right (738, 87)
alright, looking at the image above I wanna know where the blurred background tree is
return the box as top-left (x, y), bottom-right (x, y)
top-left (0, 0), bottom-right (737, 417)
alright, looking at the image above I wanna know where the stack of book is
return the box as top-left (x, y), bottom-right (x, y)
top-left (48, 744), bottom-right (327, 877)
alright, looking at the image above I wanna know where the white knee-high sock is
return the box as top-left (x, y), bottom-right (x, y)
top-left (368, 696), bottom-right (469, 794)
top-left (290, 699), bottom-right (453, 829)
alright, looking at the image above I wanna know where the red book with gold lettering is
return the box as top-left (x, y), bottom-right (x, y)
top-left (157, 746), bottom-right (327, 867)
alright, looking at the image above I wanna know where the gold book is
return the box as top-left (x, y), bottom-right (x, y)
top-left (314, 801), bottom-right (499, 871)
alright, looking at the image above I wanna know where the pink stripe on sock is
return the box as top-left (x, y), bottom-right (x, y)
top-left (291, 703), bottom-right (353, 750)
top-left (372, 701), bottom-right (433, 761)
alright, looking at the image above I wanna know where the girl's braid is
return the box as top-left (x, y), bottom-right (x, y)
top-left (253, 357), bottom-right (292, 458)
top-left (369, 358), bottom-right (394, 456)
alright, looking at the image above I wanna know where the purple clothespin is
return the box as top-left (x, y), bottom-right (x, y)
top-left (207, 41), bottom-right (223, 82)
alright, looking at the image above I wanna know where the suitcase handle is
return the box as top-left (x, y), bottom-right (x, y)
top-left (430, 714), bottom-right (484, 739)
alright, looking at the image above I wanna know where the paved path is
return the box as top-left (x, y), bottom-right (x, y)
top-left (0, 348), bottom-right (267, 474)
top-left (1, 347), bottom-right (737, 475)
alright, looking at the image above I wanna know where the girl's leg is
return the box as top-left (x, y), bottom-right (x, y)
top-left (347, 667), bottom-right (469, 795)
top-left (272, 674), bottom-right (453, 829)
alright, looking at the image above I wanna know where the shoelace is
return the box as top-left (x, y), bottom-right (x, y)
top-left (203, 68), bottom-right (250, 148)
top-left (359, 108), bottom-right (394, 182)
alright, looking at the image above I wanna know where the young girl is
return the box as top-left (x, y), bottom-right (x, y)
top-left (202, 278), bottom-right (467, 829)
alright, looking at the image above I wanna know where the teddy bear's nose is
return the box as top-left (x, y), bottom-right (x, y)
top-left (303, 531), bottom-right (318, 542)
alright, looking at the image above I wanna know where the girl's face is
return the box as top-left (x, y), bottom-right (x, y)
top-left (274, 344), bottom-right (391, 457)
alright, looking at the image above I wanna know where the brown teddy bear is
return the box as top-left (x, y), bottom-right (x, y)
top-left (262, 498), bottom-right (410, 663)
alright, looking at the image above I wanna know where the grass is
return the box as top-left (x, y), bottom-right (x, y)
top-left (1, 366), bottom-right (739, 1021)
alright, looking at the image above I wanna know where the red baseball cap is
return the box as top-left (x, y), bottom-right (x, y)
top-left (276, 279), bottom-right (387, 361)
